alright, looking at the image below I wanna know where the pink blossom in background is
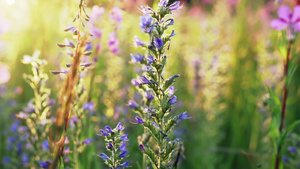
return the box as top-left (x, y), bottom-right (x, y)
top-left (90, 6), bottom-right (105, 23)
top-left (109, 7), bottom-right (122, 28)
top-left (0, 18), bottom-right (10, 35)
top-left (0, 63), bottom-right (10, 84)
top-left (107, 32), bottom-right (119, 55)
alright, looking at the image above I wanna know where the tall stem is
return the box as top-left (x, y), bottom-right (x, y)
top-left (274, 40), bottom-right (292, 169)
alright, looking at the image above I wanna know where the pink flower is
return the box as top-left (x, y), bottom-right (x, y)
top-left (107, 32), bottom-right (119, 55)
top-left (109, 7), bottom-right (122, 28)
top-left (271, 5), bottom-right (300, 39)
top-left (90, 6), bottom-right (105, 23)
top-left (0, 63), bottom-right (10, 84)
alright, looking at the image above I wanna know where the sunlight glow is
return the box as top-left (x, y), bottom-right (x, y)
top-left (6, 0), bottom-right (15, 5)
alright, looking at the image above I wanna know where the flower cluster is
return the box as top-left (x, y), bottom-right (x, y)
top-left (98, 122), bottom-right (130, 169)
top-left (129, 0), bottom-right (189, 168)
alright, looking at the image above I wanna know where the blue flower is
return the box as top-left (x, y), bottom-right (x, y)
top-left (82, 138), bottom-right (92, 145)
top-left (147, 55), bottom-right (154, 65)
top-left (39, 161), bottom-right (49, 168)
top-left (42, 140), bottom-right (49, 151)
top-left (120, 134), bottom-right (129, 141)
top-left (140, 15), bottom-right (153, 33)
top-left (115, 122), bottom-right (124, 131)
top-left (107, 142), bottom-right (113, 149)
top-left (152, 122), bottom-right (159, 129)
top-left (288, 146), bottom-right (297, 154)
top-left (159, 0), bottom-right (168, 6)
top-left (170, 30), bottom-right (176, 37)
top-left (130, 53), bottom-right (144, 63)
top-left (85, 43), bottom-right (93, 51)
top-left (135, 116), bottom-right (144, 124)
top-left (154, 38), bottom-right (164, 49)
top-left (168, 86), bottom-right (175, 96)
top-left (119, 142), bottom-right (126, 151)
top-left (83, 102), bottom-right (94, 111)
top-left (139, 144), bottom-right (145, 151)
top-left (139, 75), bottom-right (151, 84)
top-left (100, 153), bottom-right (109, 160)
top-left (99, 129), bottom-right (109, 136)
top-left (128, 100), bottom-right (139, 109)
top-left (169, 95), bottom-right (177, 105)
top-left (146, 91), bottom-right (154, 101)
top-left (131, 79), bottom-right (141, 86)
top-left (105, 126), bottom-right (113, 133)
top-left (178, 111), bottom-right (190, 120)
top-left (165, 19), bottom-right (174, 26)
top-left (119, 151), bottom-right (127, 158)
top-left (3, 157), bottom-right (10, 164)
top-left (133, 36), bottom-right (145, 47)
top-left (282, 156), bottom-right (289, 163)
top-left (169, 1), bottom-right (180, 11)
top-left (119, 160), bottom-right (130, 167)
top-left (22, 153), bottom-right (30, 164)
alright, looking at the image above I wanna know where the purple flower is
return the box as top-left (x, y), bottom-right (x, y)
top-left (91, 27), bottom-right (103, 39)
top-left (131, 79), bottom-right (141, 86)
top-left (22, 153), bottom-right (30, 164)
top-left (130, 53), bottom-right (144, 63)
top-left (99, 129), bottom-right (109, 136)
top-left (178, 111), bottom-right (191, 120)
top-left (133, 36), bottom-right (145, 47)
top-left (82, 138), bottom-right (92, 145)
top-left (139, 144), bottom-right (145, 151)
top-left (115, 122), bottom-right (124, 131)
top-left (109, 7), bottom-right (122, 27)
top-left (169, 1), bottom-right (180, 11)
top-left (152, 122), bottom-right (159, 129)
top-left (119, 151), bottom-right (127, 158)
top-left (141, 6), bottom-right (154, 15)
top-left (108, 32), bottom-right (119, 55)
top-left (147, 55), bottom-right (154, 65)
top-left (119, 142), bottom-right (126, 151)
top-left (107, 142), bottom-right (113, 149)
top-left (165, 19), bottom-right (174, 26)
top-left (139, 75), bottom-right (151, 84)
top-left (140, 15), bottom-right (153, 33)
top-left (39, 161), bottom-right (49, 168)
top-left (120, 134), bottom-right (129, 141)
top-left (119, 160), bottom-right (130, 167)
top-left (128, 100), bottom-right (139, 109)
top-left (170, 30), bottom-right (176, 37)
top-left (3, 157), bottom-right (10, 164)
top-left (271, 5), bottom-right (300, 39)
top-left (168, 86), bottom-right (175, 96)
top-left (154, 38), bottom-right (164, 49)
top-left (169, 95), bottom-right (177, 105)
top-left (100, 153), bottom-right (109, 160)
top-left (135, 116), bottom-right (144, 124)
top-left (159, 0), bottom-right (168, 7)
top-left (42, 140), bottom-right (49, 151)
top-left (288, 146), bottom-right (297, 154)
top-left (282, 156), bottom-right (289, 163)
top-left (145, 91), bottom-right (154, 101)
top-left (105, 126), bottom-right (113, 133)
top-left (90, 6), bottom-right (105, 22)
top-left (83, 101), bottom-right (94, 111)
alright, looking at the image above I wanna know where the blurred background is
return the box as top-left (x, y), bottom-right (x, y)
top-left (1, 0), bottom-right (300, 168)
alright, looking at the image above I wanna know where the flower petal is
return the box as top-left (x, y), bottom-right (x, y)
top-left (293, 22), bottom-right (300, 32)
top-left (292, 6), bottom-right (300, 22)
top-left (278, 5), bottom-right (291, 22)
top-left (271, 19), bottom-right (288, 30)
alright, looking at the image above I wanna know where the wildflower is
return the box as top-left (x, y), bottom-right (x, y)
top-left (145, 91), bottom-right (154, 101)
top-left (282, 156), bottom-right (289, 163)
top-left (178, 111), bottom-right (191, 120)
top-left (99, 153), bottom-right (109, 160)
top-left (119, 160), bottom-right (130, 167)
top-left (82, 138), bottom-right (92, 145)
top-left (141, 6), bottom-right (154, 15)
top-left (105, 126), bottom-right (113, 133)
top-left (139, 144), bottom-right (145, 151)
top-left (91, 27), bottom-right (103, 39)
top-left (115, 122), bottom-right (124, 131)
top-left (170, 30), bottom-right (176, 37)
top-left (90, 6), bottom-right (105, 23)
top-left (39, 161), bottom-right (49, 168)
top-left (140, 15), bottom-right (153, 33)
top-left (131, 79), bottom-right (141, 86)
top-left (139, 75), bottom-right (151, 84)
top-left (0, 64), bottom-right (10, 84)
top-left (107, 142), bottom-right (113, 149)
top-left (159, 0), bottom-right (168, 7)
top-left (288, 146), bottom-right (297, 154)
top-left (154, 38), bottom-right (164, 49)
top-left (168, 86), bottom-right (175, 96)
top-left (135, 116), bottom-right (145, 124)
top-left (42, 140), bottom-right (49, 151)
top-left (130, 53), bottom-right (144, 63)
top-left (107, 32), bottom-right (119, 55)
top-left (120, 134), bottom-right (129, 141)
top-left (99, 129), bottom-right (109, 136)
top-left (133, 36), bottom-right (145, 47)
top-left (169, 95), bottom-right (177, 105)
top-left (119, 142), bottom-right (126, 151)
top-left (169, 1), bottom-right (181, 11)
top-left (83, 101), bottom-right (95, 111)
top-left (271, 5), bottom-right (300, 39)
top-left (119, 151), bottom-right (127, 158)
top-left (109, 7), bottom-right (122, 27)
top-left (3, 157), bottom-right (10, 164)
top-left (147, 55), bottom-right (154, 65)
top-left (128, 100), bottom-right (139, 109)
